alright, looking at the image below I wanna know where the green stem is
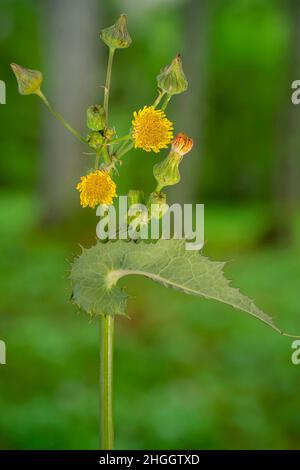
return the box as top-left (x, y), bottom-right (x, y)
top-left (100, 315), bottom-right (114, 450)
top-left (153, 90), bottom-right (166, 108)
top-left (155, 184), bottom-right (163, 192)
top-left (95, 151), bottom-right (101, 169)
top-left (161, 93), bottom-right (172, 111)
top-left (37, 90), bottom-right (87, 144)
top-left (109, 134), bottom-right (132, 145)
top-left (104, 48), bottom-right (115, 125)
top-left (116, 141), bottom-right (134, 159)
top-left (102, 144), bottom-right (111, 165)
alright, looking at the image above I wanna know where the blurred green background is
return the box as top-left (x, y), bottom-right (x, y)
top-left (1, 0), bottom-right (300, 450)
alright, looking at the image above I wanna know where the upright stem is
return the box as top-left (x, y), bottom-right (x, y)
top-left (102, 144), bottom-right (111, 166)
top-left (99, 48), bottom-right (115, 450)
top-left (104, 48), bottom-right (115, 125)
top-left (95, 150), bottom-right (101, 170)
top-left (100, 314), bottom-right (114, 450)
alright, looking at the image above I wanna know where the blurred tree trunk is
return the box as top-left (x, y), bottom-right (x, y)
top-left (169, 0), bottom-right (213, 204)
top-left (265, 0), bottom-right (300, 244)
top-left (39, 0), bottom-right (102, 224)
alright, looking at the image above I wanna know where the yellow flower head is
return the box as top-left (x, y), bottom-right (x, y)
top-left (76, 170), bottom-right (117, 208)
top-left (132, 106), bottom-right (173, 153)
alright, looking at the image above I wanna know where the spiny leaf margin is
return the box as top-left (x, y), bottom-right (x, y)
top-left (70, 239), bottom-right (296, 336)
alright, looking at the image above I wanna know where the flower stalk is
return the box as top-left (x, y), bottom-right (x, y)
top-left (38, 91), bottom-right (87, 144)
top-left (104, 48), bottom-right (115, 125)
top-left (100, 315), bottom-right (114, 450)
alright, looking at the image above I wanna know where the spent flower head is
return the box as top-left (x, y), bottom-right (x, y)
top-left (132, 106), bottom-right (173, 153)
top-left (76, 170), bottom-right (117, 208)
top-left (87, 131), bottom-right (104, 151)
top-left (147, 191), bottom-right (168, 220)
top-left (87, 105), bottom-right (106, 131)
top-left (11, 63), bottom-right (43, 96)
top-left (100, 14), bottom-right (132, 49)
top-left (157, 54), bottom-right (188, 96)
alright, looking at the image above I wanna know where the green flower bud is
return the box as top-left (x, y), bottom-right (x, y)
top-left (127, 190), bottom-right (145, 207)
top-left (147, 191), bottom-right (168, 220)
top-left (100, 14), bottom-right (132, 49)
top-left (87, 105), bottom-right (106, 131)
top-left (87, 131), bottom-right (104, 150)
top-left (127, 190), bottom-right (147, 228)
top-left (104, 128), bottom-right (116, 141)
top-left (153, 152), bottom-right (182, 191)
top-left (157, 54), bottom-right (188, 96)
top-left (11, 63), bottom-right (43, 96)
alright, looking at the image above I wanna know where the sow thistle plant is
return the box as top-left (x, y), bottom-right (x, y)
top-left (12, 14), bottom-right (298, 450)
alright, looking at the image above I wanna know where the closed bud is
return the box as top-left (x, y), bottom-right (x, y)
top-left (147, 191), bottom-right (168, 220)
top-left (157, 54), bottom-right (188, 96)
top-left (87, 105), bottom-right (106, 131)
top-left (100, 14), bottom-right (132, 49)
top-left (127, 190), bottom-right (145, 207)
top-left (127, 190), bottom-right (147, 228)
top-left (11, 63), bottom-right (43, 96)
top-left (153, 152), bottom-right (182, 190)
top-left (104, 128), bottom-right (116, 141)
top-left (87, 131), bottom-right (104, 150)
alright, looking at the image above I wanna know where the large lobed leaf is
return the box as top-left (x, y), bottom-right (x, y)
top-left (70, 239), bottom-right (296, 336)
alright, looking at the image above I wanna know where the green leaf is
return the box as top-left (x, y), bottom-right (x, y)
top-left (70, 239), bottom-right (296, 336)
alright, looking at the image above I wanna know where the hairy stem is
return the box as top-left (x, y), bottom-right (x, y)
top-left (100, 315), bottom-right (114, 450)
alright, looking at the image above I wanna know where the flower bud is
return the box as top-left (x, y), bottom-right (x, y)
top-left (100, 14), bottom-right (132, 49)
top-left (127, 190), bottom-right (145, 207)
top-left (87, 105), bottom-right (106, 131)
top-left (157, 54), bottom-right (188, 96)
top-left (127, 190), bottom-right (147, 228)
top-left (87, 131), bottom-right (104, 150)
top-left (104, 128), bottom-right (116, 141)
top-left (153, 152), bottom-right (182, 190)
top-left (11, 63), bottom-right (43, 96)
top-left (153, 133), bottom-right (193, 190)
top-left (147, 191), bottom-right (168, 220)
top-left (172, 132), bottom-right (193, 156)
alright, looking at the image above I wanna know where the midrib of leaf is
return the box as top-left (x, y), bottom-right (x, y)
top-left (106, 268), bottom-right (284, 334)
top-left (71, 240), bottom-right (300, 338)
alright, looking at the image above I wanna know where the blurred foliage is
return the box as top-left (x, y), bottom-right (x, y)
top-left (0, 0), bottom-right (300, 450)
top-left (0, 194), bottom-right (300, 449)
